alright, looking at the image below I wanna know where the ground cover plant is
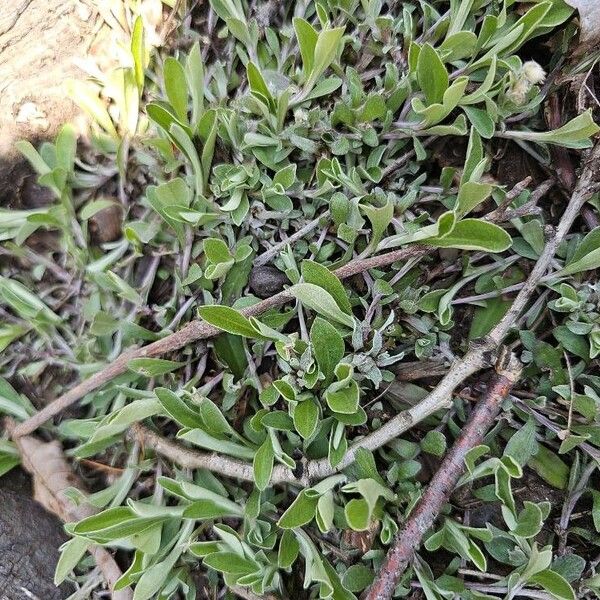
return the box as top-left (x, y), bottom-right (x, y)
top-left (1, 1), bottom-right (600, 599)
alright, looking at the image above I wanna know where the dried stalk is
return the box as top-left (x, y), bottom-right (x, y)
top-left (4, 418), bottom-right (133, 600)
top-left (364, 354), bottom-right (522, 600)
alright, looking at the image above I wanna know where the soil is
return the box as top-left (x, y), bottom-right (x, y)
top-left (0, 0), bottom-right (97, 206)
top-left (0, 469), bottom-right (73, 599)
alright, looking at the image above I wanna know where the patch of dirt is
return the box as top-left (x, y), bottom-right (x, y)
top-left (0, 469), bottom-right (73, 599)
top-left (0, 0), bottom-right (98, 206)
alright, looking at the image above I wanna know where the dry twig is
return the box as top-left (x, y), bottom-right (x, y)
top-left (11, 144), bottom-right (600, 497)
top-left (11, 174), bottom-right (560, 440)
top-left (11, 244), bottom-right (428, 438)
top-left (364, 354), bottom-right (522, 600)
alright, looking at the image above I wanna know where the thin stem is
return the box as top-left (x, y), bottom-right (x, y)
top-left (364, 355), bottom-right (522, 600)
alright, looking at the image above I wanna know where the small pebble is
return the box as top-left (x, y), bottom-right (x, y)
top-left (249, 265), bottom-right (288, 298)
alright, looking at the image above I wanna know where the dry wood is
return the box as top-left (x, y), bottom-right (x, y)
top-left (364, 355), bottom-right (522, 600)
top-left (4, 418), bottom-right (133, 600)
top-left (118, 143), bottom-right (600, 490)
top-left (17, 146), bottom-right (597, 490)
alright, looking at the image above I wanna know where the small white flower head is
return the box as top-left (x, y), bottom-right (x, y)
top-left (507, 79), bottom-right (531, 105)
top-left (522, 61), bottom-right (546, 85)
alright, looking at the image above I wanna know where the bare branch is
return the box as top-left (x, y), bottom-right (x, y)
top-left (11, 244), bottom-right (427, 438)
top-left (364, 354), bottom-right (522, 600)
top-left (130, 423), bottom-right (307, 486)
top-left (11, 143), bottom-right (599, 453)
top-left (124, 143), bottom-right (600, 491)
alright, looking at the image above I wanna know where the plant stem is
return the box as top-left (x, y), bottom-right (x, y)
top-left (364, 354), bottom-right (522, 600)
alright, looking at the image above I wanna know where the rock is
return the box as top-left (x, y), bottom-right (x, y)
top-left (0, 0), bottom-right (98, 206)
top-left (89, 201), bottom-right (123, 244)
top-left (0, 469), bottom-right (73, 599)
top-left (249, 265), bottom-right (288, 298)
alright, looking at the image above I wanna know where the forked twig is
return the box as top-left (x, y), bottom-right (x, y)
top-left (364, 354), bottom-right (522, 600)
top-left (70, 145), bottom-right (599, 488)
top-left (12, 244), bottom-right (428, 438)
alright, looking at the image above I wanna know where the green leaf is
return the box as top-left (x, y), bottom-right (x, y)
top-left (506, 110), bottom-right (600, 149)
top-left (301, 260), bottom-right (352, 314)
top-left (203, 552), bottom-right (258, 575)
top-left (253, 437), bottom-right (274, 491)
top-left (306, 26), bottom-right (345, 92)
top-left (325, 378), bottom-right (360, 414)
top-left (164, 57), bottom-right (189, 123)
top-left (421, 430), bottom-right (447, 457)
top-left (203, 238), bottom-right (232, 264)
top-left (294, 399), bottom-right (319, 439)
top-left (146, 102), bottom-right (190, 138)
top-left (79, 198), bottom-right (118, 221)
top-left (361, 199), bottom-right (394, 249)
top-left (417, 44), bottom-right (449, 105)
top-left (247, 62), bottom-right (274, 109)
top-left (197, 305), bottom-right (266, 339)
top-left (278, 489), bottom-right (319, 528)
top-left (179, 429), bottom-right (254, 460)
top-left (560, 226), bottom-right (600, 275)
top-left (510, 501), bottom-right (543, 538)
top-left (463, 106), bottom-right (495, 139)
top-left (290, 283), bottom-right (354, 327)
top-left (54, 538), bottom-right (89, 585)
top-left (131, 16), bottom-right (145, 92)
top-left (169, 123), bottom-right (204, 197)
top-left (455, 181), bottom-right (493, 218)
top-left (504, 419), bottom-right (539, 467)
top-left (278, 529), bottom-right (300, 568)
top-left (127, 358), bottom-right (183, 377)
top-left (261, 411), bottom-right (293, 430)
top-left (0, 276), bottom-right (61, 324)
top-left (55, 124), bottom-right (77, 173)
top-left (273, 164), bottom-right (296, 189)
top-left (423, 219), bottom-right (512, 252)
top-left (530, 570), bottom-right (575, 600)
top-left (15, 141), bottom-right (51, 176)
top-left (310, 317), bottom-right (345, 381)
top-left (469, 297), bottom-right (511, 340)
top-left (342, 564), bottom-right (374, 593)
top-left (185, 42), bottom-right (204, 126)
top-left (293, 17), bottom-right (318, 77)
top-left (345, 498), bottom-right (370, 531)
top-left (439, 31), bottom-right (478, 61)
top-left (155, 388), bottom-right (204, 428)
top-left (528, 445), bottom-right (568, 489)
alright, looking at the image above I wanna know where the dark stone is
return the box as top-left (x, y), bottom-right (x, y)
top-left (89, 201), bottom-right (123, 244)
top-left (0, 469), bottom-right (73, 599)
top-left (249, 265), bottom-right (288, 299)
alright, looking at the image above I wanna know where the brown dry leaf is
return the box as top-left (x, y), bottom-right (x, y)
top-left (565, 0), bottom-right (600, 54)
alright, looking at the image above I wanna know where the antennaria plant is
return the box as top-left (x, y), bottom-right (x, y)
top-left (1, 1), bottom-right (600, 599)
